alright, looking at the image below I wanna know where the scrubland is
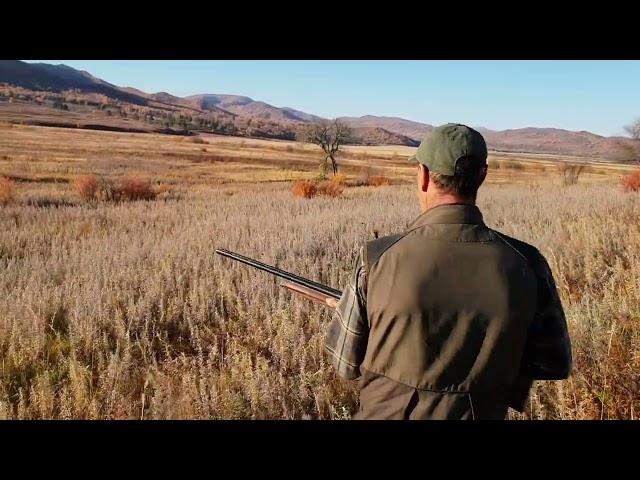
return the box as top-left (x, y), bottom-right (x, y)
top-left (0, 124), bottom-right (638, 419)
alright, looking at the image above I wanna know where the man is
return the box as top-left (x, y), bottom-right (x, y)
top-left (324, 123), bottom-right (572, 420)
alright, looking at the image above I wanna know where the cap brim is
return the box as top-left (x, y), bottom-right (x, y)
top-left (408, 154), bottom-right (418, 163)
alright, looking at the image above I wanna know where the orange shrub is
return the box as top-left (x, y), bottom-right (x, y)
top-left (367, 175), bottom-right (391, 187)
top-left (74, 175), bottom-right (99, 200)
top-left (0, 177), bottom-right (14, 205)
top-left (622, 170), bottom-right (640, 192)
top-left (291, 180), bottom-right (317, 199)
top-left (116, 177), bottom-right (157, 201)
top-left (317, 181), bottom-right (344, 198)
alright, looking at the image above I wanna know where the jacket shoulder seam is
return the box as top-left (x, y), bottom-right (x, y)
top-left (490, 229), bottom-right (542, 272)
top-left (365, 232), bottom-right (408, 271)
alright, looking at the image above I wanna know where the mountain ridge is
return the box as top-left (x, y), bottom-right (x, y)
top-left (0, 60), bottom-right (636, 160)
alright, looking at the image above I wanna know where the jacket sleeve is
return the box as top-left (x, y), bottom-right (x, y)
top-left (521, 252), bottom-right (573, 380)
top-left (507, 251), bottom-right (572, 412)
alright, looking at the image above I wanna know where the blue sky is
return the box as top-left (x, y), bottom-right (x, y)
top-left (26, 60), bottom-right (640, 137)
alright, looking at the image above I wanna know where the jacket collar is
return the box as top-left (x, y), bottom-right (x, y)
top-left (407, 203), bottom-right (485, 229)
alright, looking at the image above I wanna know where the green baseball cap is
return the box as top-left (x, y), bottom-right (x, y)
top-left (409, 123), bottom-right (488, 176)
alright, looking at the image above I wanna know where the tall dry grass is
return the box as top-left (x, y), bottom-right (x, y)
top-left (0, 182), bottom-right (638, 419)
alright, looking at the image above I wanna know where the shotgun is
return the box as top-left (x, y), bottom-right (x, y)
top-left (215, 248), bottom-right (342, 307)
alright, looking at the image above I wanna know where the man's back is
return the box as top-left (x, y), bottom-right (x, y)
top-left (362, 203), bottom-right (542, 419)
top-left (324, 124), bottom-right (572, 420)
top-left (325, 204), bottom-right (572, 420)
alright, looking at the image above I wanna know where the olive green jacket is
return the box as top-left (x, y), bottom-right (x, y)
top-left (325, 204), bottom-right (572, 420)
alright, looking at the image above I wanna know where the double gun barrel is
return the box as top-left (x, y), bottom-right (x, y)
top-left (215, 248), bottom-right (342, 305)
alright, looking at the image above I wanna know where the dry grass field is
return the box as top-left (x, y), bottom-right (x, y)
top-left (0, 124), bottom-right (638, 419)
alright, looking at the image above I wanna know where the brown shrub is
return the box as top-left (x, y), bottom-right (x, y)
top-left (74, 175), bottom-right (99, 201)
top-left (75, 175), bottom-right (159, 203)
top-left (622, 170), bottom-right (640, 192)
top-left (116, 177), bottom-right (157, 201)
top-left (0, 177), bottom-right (14, 205)
top-left (317, 181), bottom-right (344, 198)
top-left (367, 175), bottom-right (391, 187)
top-left (191, 136), bottom-right (206, 144)
top-left (291, 180), bottom-right (317, 199)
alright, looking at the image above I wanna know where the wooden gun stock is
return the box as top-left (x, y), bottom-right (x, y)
top-left (280, 281), bottom-right (339, 308)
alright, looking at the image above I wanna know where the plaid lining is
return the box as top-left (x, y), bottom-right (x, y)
top-left (324, 248), bottom-right (369, 380)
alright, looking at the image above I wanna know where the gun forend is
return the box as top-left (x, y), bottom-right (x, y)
top-left (279, 281), bottom-right (339, 307)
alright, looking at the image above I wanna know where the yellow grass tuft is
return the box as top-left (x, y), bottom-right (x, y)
top-left (331, 174), bottom-right (348, 185)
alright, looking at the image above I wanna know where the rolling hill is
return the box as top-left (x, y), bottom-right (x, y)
top-left (340, 116), bottom-right (636, 161)
top-left (0, 60), bottom-right (637, 160)
top-left (339, 115), bottom-right (432, 140)
top-left (184, 94), bottom-right (324, 123)
top-left (0, 60), bottom-right (149, 106)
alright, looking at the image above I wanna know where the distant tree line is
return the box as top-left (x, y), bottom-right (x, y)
top-left (0, 84), bottom-right (321, 143)
top-left (52, 98), bottom-right (69, 111)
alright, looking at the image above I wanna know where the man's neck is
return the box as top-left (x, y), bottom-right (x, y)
top-left (425, 195), bottom-right (475, 212)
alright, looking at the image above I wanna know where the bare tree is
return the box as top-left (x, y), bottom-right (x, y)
top-left (624, 119), bottom-right (640, 164)
top-left (298, 120), bottom-right (352, 176)
top-left (625, 119), bottom-right (640, 140)
top-left (611, 119), bottom-right (640, 164)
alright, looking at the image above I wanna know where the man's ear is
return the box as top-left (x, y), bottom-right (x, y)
top-left (419, 164), bottom-right (430, 192)
top-left (479, 165), bottom-right (488, 184)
